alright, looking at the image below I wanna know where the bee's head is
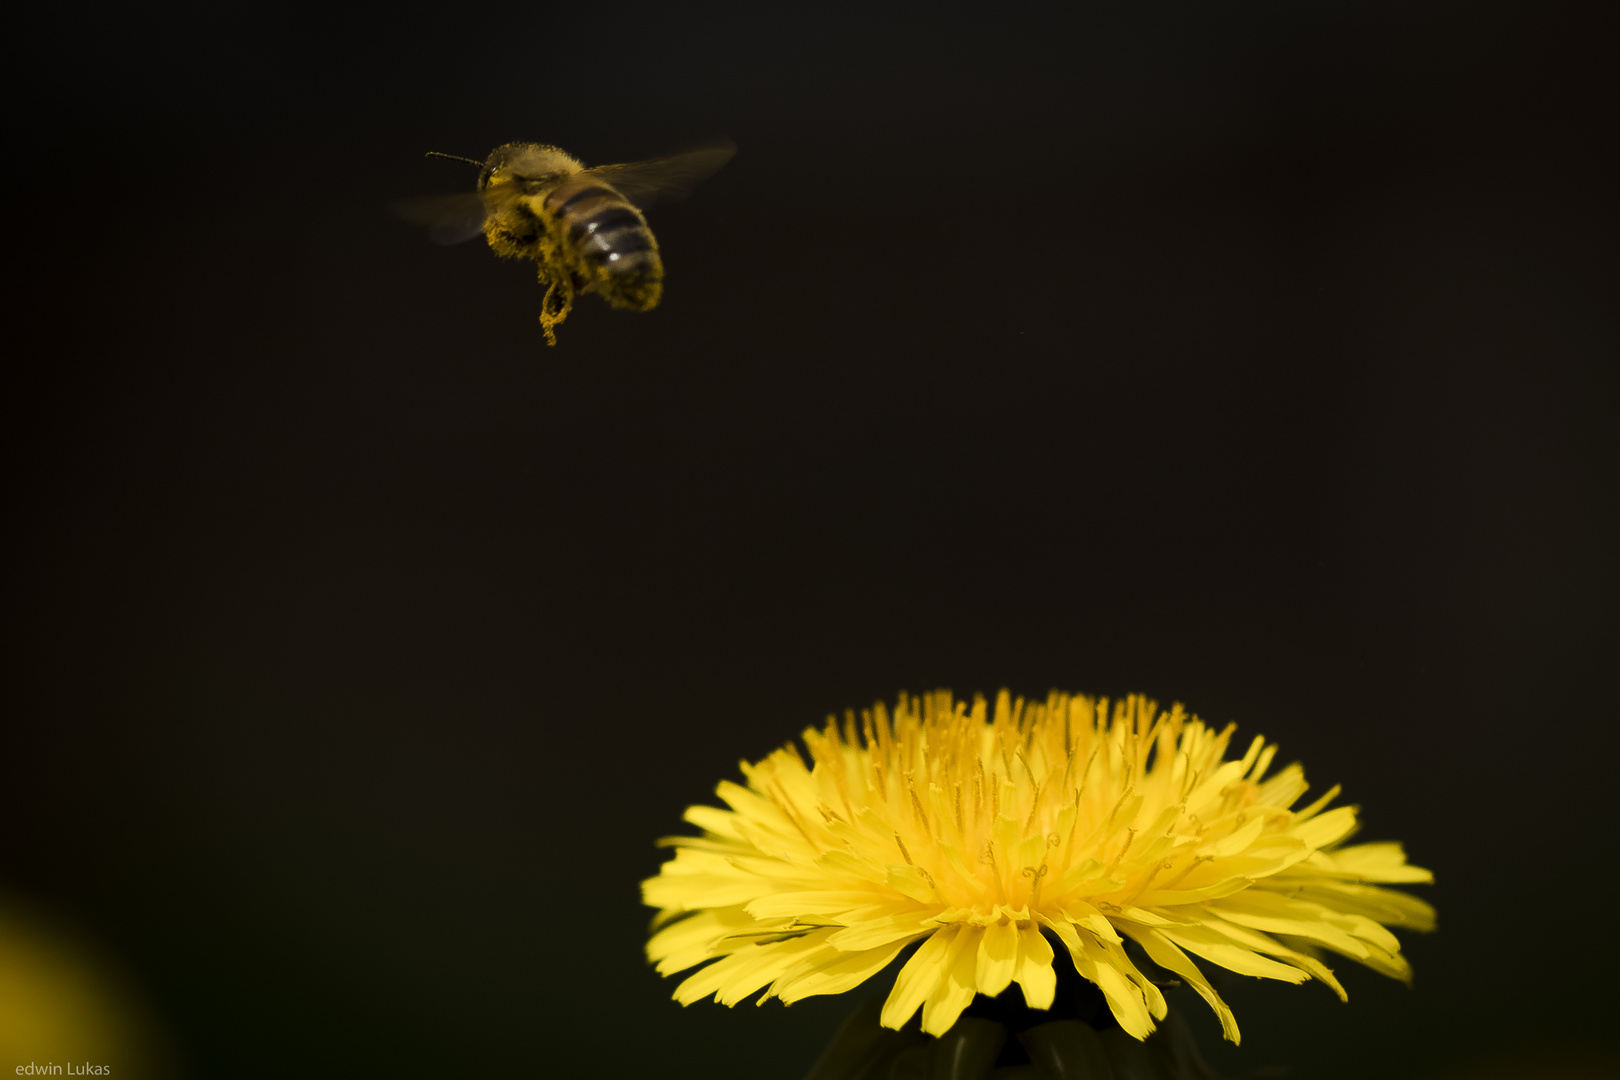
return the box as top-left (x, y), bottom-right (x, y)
top-left (478, 143), bottom-right (583, 192)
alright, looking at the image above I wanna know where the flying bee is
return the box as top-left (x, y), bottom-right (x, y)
top-left (399, 140), bottom-right (735, 345)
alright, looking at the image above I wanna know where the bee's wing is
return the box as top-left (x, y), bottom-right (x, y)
top-left (584, 141), bottom-right (736, 209)
top-left (391, 192), bottom-right (491, 245)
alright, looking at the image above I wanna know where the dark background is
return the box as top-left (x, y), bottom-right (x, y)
top-left (5, 2), bottom-right (1615, 1077)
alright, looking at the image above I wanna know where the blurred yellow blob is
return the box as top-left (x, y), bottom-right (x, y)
top-left (0, 896), bottom-right (176, 1079)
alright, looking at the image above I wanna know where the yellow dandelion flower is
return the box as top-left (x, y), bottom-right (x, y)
top-left (643, 691), bottom-right (1434, 1043)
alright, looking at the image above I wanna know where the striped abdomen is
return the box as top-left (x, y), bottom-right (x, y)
top-left (543, 176), bottom-right (663, 311)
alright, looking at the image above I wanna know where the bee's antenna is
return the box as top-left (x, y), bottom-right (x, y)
top-left (425, 151), bottom-right (484, 167)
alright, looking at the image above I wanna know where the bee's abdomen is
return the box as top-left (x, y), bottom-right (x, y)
top-left (568, 206), bottom-right (653, 261)
top-left (543, 180), bottom-right (661, 306)
top-left (541, 178), bottom-right (663, 311)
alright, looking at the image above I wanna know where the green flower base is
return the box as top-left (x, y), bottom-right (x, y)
top-left (802, 965), bottom-right (1243, 1080)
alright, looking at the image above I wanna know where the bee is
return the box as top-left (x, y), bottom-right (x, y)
top-left (400, 141), bottom-right (734, 345)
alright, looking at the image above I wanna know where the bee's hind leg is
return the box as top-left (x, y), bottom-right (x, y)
top-left (538, 272), bottom-right (575, 348)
